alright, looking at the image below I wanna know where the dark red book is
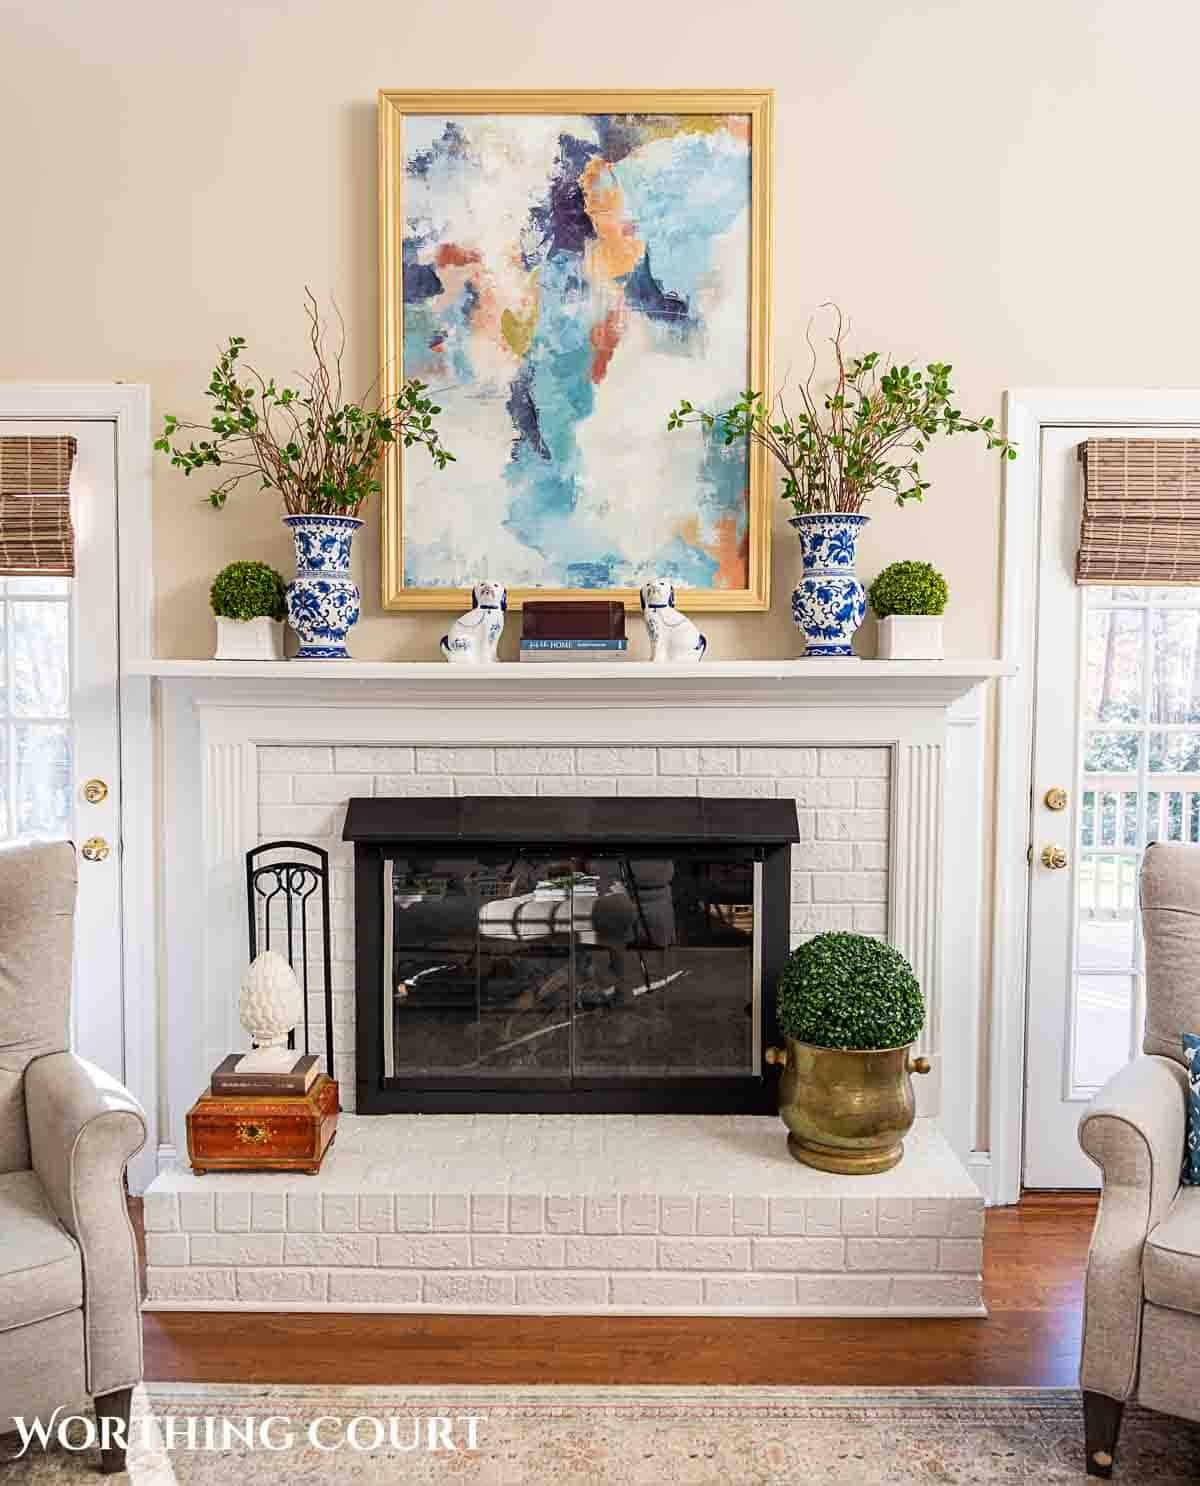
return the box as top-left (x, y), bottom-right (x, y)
top-left (522, 601), bottom-right (625, 641)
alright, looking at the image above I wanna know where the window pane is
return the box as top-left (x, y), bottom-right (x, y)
top-left (1074, 975), bottom-right (1134, 1088)
top-left (1148, 732), bottom-right (1200, 774)
top-left (1084, 731), bottom-right (1141, 773)
top-left (1095, 586), bottom-right (1200, 602)
top-left (15, 724), bottom-right (71, 838)
top-left (1085, 609), bottom-right (1143, 722)
top-left (4, 577), bottom-right (71, 597)
top-left (10, 601), bottom-right (68, 718)
top-left (1148, 610), bottom-right (1200, 723)
top-left (1078, 853), bottom-right (1138, 920)
top-left (1078, 914), bottom-right (1135, 974)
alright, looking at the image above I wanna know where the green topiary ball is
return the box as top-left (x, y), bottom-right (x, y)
top-left (776, 932), bottom-right (924, 1049)
top-left (210, 560), bottom-right (287, 622)
top-left (868, 560), bottom-right (949, 618)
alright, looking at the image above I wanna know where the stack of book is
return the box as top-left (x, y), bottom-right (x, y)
top-left (520, 600), bottom-right (628, 662)
top-left (185, 1053), bottom-right (338, 1175)
top-left (209, 1053), bottom-right (320, 1097)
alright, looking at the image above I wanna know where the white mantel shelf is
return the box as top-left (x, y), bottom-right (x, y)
top-left (130, 656), bottom-right (1012, 708)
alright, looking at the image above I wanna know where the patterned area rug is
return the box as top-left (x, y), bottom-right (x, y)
top-left (5, 1384), bottom-right (1200, 1483)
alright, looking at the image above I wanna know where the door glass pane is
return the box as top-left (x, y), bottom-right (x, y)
top-left (5, 577), bottom-right (71, 597)
top-left (14, 723), bottom-right (71, 838)
top-left (1074, 976), bottom-right (1134, 1088)
top-left (1085, 609), bottom-right (1143, 722)
top-left (1149, 731), bottom-right (1200, 774)
top-left (1083, 731), bottom-right (1140, 772)
top-left (1073, 586), bottom-right (1200, 1092)
top-left (383, 850), bottom-right (759, 1086)
top-left (10, 601), bottom-right (69, 717)
top-left (1149, 609), bottom-right (1200, 723)
top-left (0, 581), bottom-right (73, 844)
top-left (573, 855), bottom-right (756, 1080)
top-left (385, 855), bottom-right (573, 1081)
top-left (476, 856), bottom-right (574, 1079)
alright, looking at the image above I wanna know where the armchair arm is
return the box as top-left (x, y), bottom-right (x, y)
top-left (1077, 1054), bottom-right (1189, 1400)
top-left (25, 1052), bottom-right (146, 1397)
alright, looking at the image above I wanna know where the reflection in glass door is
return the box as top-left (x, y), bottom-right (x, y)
top-left (1077, 587), bottom-right (1200, 1093)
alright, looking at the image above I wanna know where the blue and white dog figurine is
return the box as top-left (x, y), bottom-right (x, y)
top-left (440, 581), bottom-right (507, 664)
top-left (640, 577), bottom-right (707, 663)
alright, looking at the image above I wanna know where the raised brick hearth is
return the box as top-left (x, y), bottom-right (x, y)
top-left (144, 1115), bottom-right (984, 1316)
top-left (144, 662), bottom-right (997, 1310)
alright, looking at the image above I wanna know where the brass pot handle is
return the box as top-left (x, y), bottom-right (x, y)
top-left (765, 1045), bottom-right (788, 1069)
top-left (908, 1055), bottom-right (931, 1075)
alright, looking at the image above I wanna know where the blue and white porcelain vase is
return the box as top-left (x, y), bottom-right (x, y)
top-left (283, 513), bottom-right (363, 659)
top-left (789, 513), bottom-right (869, 658)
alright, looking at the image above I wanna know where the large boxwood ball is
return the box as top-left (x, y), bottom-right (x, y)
top-left (776, 932), bottom-right (924, 1050)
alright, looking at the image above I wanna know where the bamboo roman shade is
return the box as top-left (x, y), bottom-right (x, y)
top-left (0, 436), bottom-right (77, 577)
top-left (1076, 438), bottom-right (1200, 585)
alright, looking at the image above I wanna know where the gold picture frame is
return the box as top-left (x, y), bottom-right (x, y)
top-left (379, 88), bottom-right (774, 611)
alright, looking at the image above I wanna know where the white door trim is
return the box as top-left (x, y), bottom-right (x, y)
top-left (992, 387), bottom-right (1200, 1205)
top-left (0, 383), bottom-right (156, 1191)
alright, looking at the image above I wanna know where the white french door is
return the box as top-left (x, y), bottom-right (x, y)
top-left (0, 420), bottom-right (123, 1080)
top-left (1025, 422), bottom-right (1200, 1187)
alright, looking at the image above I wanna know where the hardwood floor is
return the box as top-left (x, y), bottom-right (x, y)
top-left (135, 1191), bottom-right (1097, 1387)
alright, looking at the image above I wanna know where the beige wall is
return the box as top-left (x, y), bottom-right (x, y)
top-left (6, 0), bottom-right (1200, 662)
top-left (6, 0), bottom-right (1198, 1160)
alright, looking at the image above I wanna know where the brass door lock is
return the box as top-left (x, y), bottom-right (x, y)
top-left (81, 837), bottom-right (110, 863)
top-left (1041, 844), bottom-right (1069, 870)
top-left (1044, 787), bottom-right (1068, 812)
top-left (82, 778), bottom-right (109, 804)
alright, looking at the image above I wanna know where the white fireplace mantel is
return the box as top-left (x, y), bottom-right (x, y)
top-left (147, 655), bottom-right (1010, 1202)
top-left (132, 656), bottom-right (1010, 711)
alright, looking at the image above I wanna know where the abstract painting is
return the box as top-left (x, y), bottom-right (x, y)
top-left (379, 91), bottom-right (773, 609)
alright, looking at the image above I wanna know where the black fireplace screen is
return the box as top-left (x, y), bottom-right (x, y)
top-left (346, 797), bottom-right (797, 1114)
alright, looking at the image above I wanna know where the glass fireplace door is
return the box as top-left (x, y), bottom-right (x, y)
top-left (383, 850), bottom-right (760, 1089)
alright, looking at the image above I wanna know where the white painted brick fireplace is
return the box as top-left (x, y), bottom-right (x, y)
top-left (141, 657), bottom-right (1006, 1316)
top-left (257, 740), bottom-right (892, 1109)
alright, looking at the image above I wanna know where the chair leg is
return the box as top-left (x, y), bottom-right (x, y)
top-left (95, 1386), bottom-right (134, 1475)
top-left (1083, 1390), bottom-right (1125, 1479)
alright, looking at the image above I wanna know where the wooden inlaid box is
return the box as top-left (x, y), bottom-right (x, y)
top-left (186, 1075), bottom-right (338, 1175)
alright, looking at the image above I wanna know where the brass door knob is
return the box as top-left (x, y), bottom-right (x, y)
top-left (81, 837), bottom-right (110, 863)
top-left (1041, 844), bottom-right (1069, 870)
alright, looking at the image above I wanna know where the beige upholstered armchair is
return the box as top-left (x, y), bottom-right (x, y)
top-left (1079, 842), bottom-right (1200, 1477)
top-left (0, 841), bottom-right (146, 1473)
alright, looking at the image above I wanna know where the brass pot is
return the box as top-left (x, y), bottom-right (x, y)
top-left (766, 1038), bottom-right (931, 1175)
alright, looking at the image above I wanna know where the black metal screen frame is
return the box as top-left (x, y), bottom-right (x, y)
top-left (354, 838), bottom-right (790, 1115)
top-left (246, 840), bottom-right (335, 1081)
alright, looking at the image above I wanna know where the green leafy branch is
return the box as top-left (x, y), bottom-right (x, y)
top-left (667, 305), bottom-right (1016, 516)
top-left (155, 290), bottom-right (454, 516)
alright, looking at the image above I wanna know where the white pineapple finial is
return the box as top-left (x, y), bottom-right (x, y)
top-left (236, 949), bottom-right (303, 1073)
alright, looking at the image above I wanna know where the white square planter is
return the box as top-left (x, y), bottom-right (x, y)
top-left (213, 616), bottom-right (285, 662)
top-left (877, 615), bottom-right (944, 660)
